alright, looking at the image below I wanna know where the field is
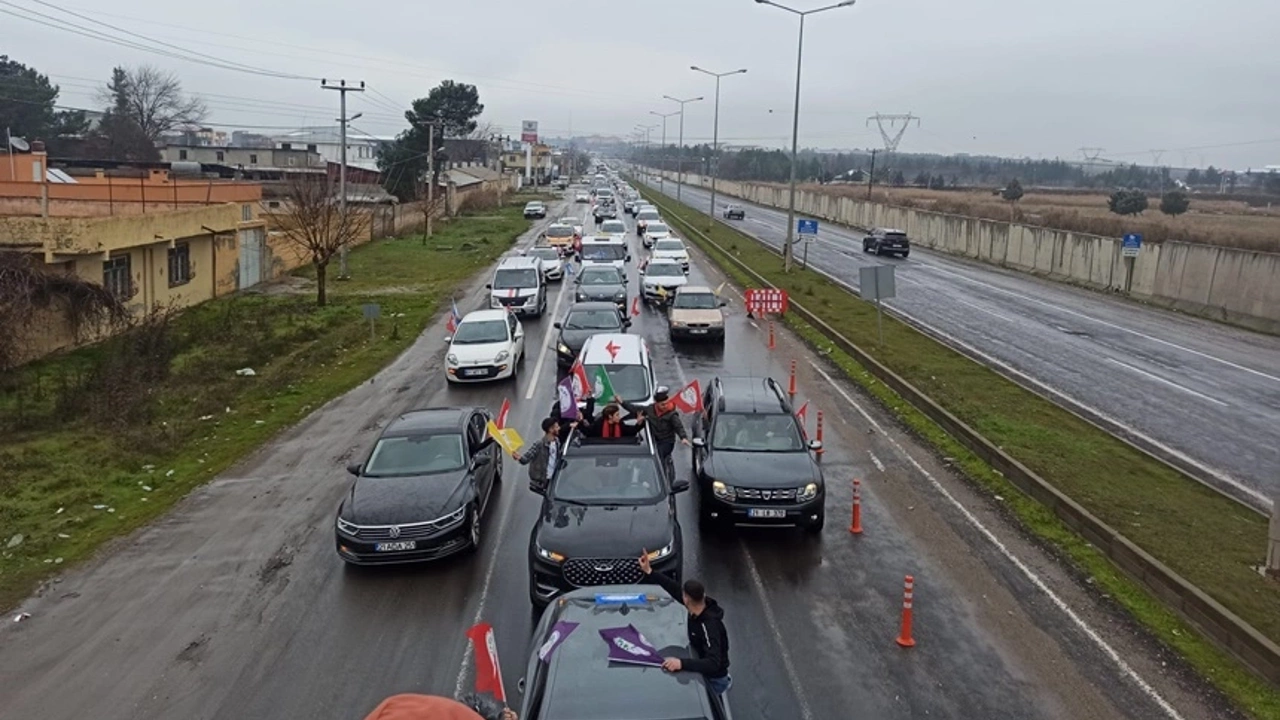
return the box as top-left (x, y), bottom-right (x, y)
top-left (806, 183), bottom-right (1280, 253)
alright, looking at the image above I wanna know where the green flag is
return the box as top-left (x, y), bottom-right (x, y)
top-left (593, 365), bottom-right (615, 399)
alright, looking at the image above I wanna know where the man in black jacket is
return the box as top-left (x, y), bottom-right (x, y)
top-left (637, 552), bottom-right (731, 695)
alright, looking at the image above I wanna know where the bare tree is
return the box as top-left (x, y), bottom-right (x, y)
top-left (99, 65), bottom-right (207, 143)
top-left (270, 178), bottom-right (368, 306)
top-left (0, 252), bottom-right (130, 372)
top-left (418, 174), bottom-right (448, 243)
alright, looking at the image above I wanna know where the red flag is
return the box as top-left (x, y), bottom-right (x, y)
top-left (672, 379), bottom-right (703, 413)
top-left (496, 398), bottom-right (511, 429)
top-left (465, 623), bottom-right (506, 703)
top-left (630, 295), bottom-right (641, 317)
top-left (570, 362), bottom-right (591, 400)
top-left (795, 401), bottom-right (809, 438)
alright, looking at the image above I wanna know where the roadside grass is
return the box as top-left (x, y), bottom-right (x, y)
top-left (635, 183), bottom-right (1280, 717)
top-left (0, 205), bottom-right (530, 612)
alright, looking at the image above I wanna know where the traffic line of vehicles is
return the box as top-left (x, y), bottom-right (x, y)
top-left (338, 165), bottom-right (823, 720)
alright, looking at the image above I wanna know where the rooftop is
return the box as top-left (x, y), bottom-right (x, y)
top-left (383, 408), bottom-right (471, 436)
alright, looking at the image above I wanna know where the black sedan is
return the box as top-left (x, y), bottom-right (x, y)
top-left (554, 302), bottom-right (631, 369)
top-left (335, 407), bottom-right (501, 564)
top-left (573, 265), bottom-right (628, 311)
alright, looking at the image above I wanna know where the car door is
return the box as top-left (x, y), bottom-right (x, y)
top-left (693, 387), bottom-right (717, 479)
top-left (508, 313), bottom-right (524, 358)
top-left (469, 411), bottom-right (496, 511)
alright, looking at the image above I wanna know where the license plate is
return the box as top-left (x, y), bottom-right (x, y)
top-left (747, 509), bottom-right (786, 519)
top-left (463, 368), bottom-right (487, 377)
top-left (375, 541), bottom-right (416, 552)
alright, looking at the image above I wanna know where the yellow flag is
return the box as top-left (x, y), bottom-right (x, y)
top-left (714, 282), bottom-right (726, 296)
top-left (656, 285), bottom-right (668, 299)
top-left (487, 421), bottom-right (525, 454)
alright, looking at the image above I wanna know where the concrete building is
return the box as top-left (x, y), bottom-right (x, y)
top-left (273, 126), bottom-right (392, 173)
top-left (500, 143), bottom-right (556, 184)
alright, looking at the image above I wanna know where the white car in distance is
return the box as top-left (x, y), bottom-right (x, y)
top-left (524, 246), bottom-right (565, 282)
top-left (642, 221), bottom-right (673, 249)
top-left (445, 310), bottom-right (526, 383)
top-left (599, 219), bottom-right (627, 241)
top-left (650, 238), bottom-right (690, 273)
top-left (640, 259), bottom-right (688, 304)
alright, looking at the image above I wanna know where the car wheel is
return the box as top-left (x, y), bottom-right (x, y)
top-left (862, 240), bottom-right (870, 253)
top-left (466, 504), bottom-right (483, 551)
top-left (805, 511), bottom-right (825, 535)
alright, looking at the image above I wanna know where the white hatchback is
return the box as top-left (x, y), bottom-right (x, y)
top-left (650, 238), bottom-right (690, 273)
top-left (446, 310), bottom-right (526, 383)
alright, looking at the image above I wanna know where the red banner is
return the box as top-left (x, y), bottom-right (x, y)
top-left (465, 623), bottom-right (506, 703)
top-left (744, 288), bottom-right (789, 316)
top-left (496, 399), bottom-right (511, 429)
top-left (672, 379), bottom-right (703, 413)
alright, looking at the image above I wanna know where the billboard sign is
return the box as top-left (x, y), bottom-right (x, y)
top-left (521, 120), bottom-right (538, 144)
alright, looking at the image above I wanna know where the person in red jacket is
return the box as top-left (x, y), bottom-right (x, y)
top-left (361, 694), bottom-right (516, 720)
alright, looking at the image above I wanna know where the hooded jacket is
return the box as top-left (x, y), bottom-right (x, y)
top-left (644, 401), bottom-right (688, 445)
top-left (650, 571), bottom-right (730, 679)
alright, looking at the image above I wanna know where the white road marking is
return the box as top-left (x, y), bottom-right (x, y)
top-left (807, 362), bottom-right (1186, 720)
top-left (919, 263), bottom-right (1280, 385)
top-left (869, 451), bottom-right (885, 472)
top-left (946, 295), bottom-right (1018, 324)
top-left (523, 281), bottom-right (570, 400)
top-left (1104, 358), bottom-right (1229, 407)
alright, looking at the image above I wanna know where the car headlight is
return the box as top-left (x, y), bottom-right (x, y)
top-left (576, 291), bottom-right (586, 301)
top-left (435, 505), bottom-right (467, 526)
top-left (336, 517), bottom-right (360, 536)
top-left (495, 350), bottom-right (510, 363)
top-left (614, 291), bottom-right (626, 301)
top-left (557, 343), bottom-right (571, 355)
top-left (671, 320), bottom-right (687, 328)
top-left (524, 296), bottom-right (537, 306)
top-left (536, 543), bottom-right (566, 563)
top-left (646, 541), bottom-right (675, 562)
top-left (797, 482), bottom-right (819, 502)
top-left (447, 353), bottom-right (459, 365)
top-left (712, 481), bottom-right (734, 500)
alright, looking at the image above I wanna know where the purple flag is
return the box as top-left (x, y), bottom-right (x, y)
top-left (598, 624), bottom-right (664, 667)
top-left (538, 621), bottom-right (579, 662)
top-left (557, 376), bottom-right (580, 420)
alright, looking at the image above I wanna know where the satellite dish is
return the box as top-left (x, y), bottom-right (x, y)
top-left (9, 136), bottom-right (30, 152)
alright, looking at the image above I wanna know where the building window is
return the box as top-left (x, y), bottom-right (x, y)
top-left (216, 151), bottom-right (225, 162)
top-left (307, 143), bottom-right (317, 152)
top-left (103, 255), bottom-right (132, 299)
top-left (241, 204), bottom-right (252, 221)
top-left (179, 149), bottom-right (188, 160)
top-left (249, 153), bottom-right (258, 164)
top-left (168, 243), bottom-right (192, 287)
top-left (281, 142), bottom-right (292, 150)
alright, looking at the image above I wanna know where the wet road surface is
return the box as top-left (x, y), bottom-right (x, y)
top-left (0, 190), bottom-right (1236, 720)
top-left (635, 172), bottom-right (1280, 510)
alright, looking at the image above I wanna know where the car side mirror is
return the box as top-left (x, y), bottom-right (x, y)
top-left (485, 283), bottom-right (492, 289)
top-left (623, 319), bottom-right (632, 328)
top-left (691, 437), bottom-right (706, 448)
top-left (518, 248), bottom-right (527, 256)
top-left (808, 439), bottom-right (824, 451)
top-left (518, 677), bottom-right (526, 695)
top-left (472, 455), bottom-right (492, 467)
top-left (444, 335), bottom-right (453, 344)
top-left (346, 461), bottom-right (362, 476)
top-left (625, 255), bottom-right (632, 262)
top-left (719, 300), bottom-right (727, 307)
top-left (553, 322), bottom-right (562, 329)
top-left (672, 478), bottom-right (690, 494)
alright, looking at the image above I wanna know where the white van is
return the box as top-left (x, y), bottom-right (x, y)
top-left (488, 256), bottom-right (547, 317)
top-left (579, 235), bottom-right (630, 271)
top-left (576, 333), bottom-right (655, 408)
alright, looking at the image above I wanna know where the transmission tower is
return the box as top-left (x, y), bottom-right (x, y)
top-left (1078, 147), bottom-right (1105, 162)
top-left (867, 113), bottom-right (920, 153)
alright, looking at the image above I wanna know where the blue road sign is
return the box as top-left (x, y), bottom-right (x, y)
top-left (797, 219), bottom-right (819, 236)
top-left (1122, 233), bottom-right (1142, 258)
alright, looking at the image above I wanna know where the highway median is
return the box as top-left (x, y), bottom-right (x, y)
top-left (632, 179), bottom-right (1280, 717)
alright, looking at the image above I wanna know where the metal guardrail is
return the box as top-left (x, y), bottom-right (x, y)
top-left (634, 179), bottom-right (1280, 687)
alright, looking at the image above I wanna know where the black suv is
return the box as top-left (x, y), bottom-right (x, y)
top-left (692, 377), bottom-right (825, 533)
top-left (528, 432), bottom-right (686, 609)
top-left (553, 301), bottom-right (631, 369)
top-left (863, 227), bottom-right (910, 258)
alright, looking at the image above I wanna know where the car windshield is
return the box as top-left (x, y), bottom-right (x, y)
top-left (584, 363), bottom-right (650, 403)
top-left (582, 245), bottom-right (626, 262)
top-left (674, 292), bottom-right (718, 310)
top-left (525, 203), bottom-right (543, 210)
top-left (363, 433), bottom-right (466, 476)
top-left (529, 248), bottom-right (560, 262)
top-left (645, 263), bottom-right (683, 279)
top-left (553, 456), bottom-right (663, 504)
top-left (637, 211), bottom-right (660, 221)
top-left (493, 268), bottom-right (539, 289)
top-left (884, 232), bottom-right (908, 240)
top-left (547, 226), bottom-right (573, 238)
top-left (452, 320), bottom-right (509, 344)
top-left (646, 223), bottom-right (670, 235)
top-left (579, 268), bottom-right (623, 286)
top-left (558, 218), bottom-right (578, 226)
top-left (712, 412), bottom-right (805, 452)
top-left (654, 239), bottom-right (684, 252)
top-left (601, 221), bottom-right (626, 233)
top-left (564, 309), bottom-right (622, 331)
top-left (597, 190), bottom-right (613, 197)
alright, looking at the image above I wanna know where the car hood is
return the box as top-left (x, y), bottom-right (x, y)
top-left (643, 275), bottom-right (687, 287)
top-left (670, 308), bottom-right (723, 324)
top-left (576, 283), bottom-right (626, 298)
top-left (536, 500), bottom-right (675, 558)
top-left (450, 340), bottom-right (512, 364)
top-left (558, 327), bottom-right (608, 351)
top-left (343, 472), bottom-right (470, 525)
top-left (644, 231), bottom-right (671, 240)
top-left (653, 249), bottom-right (688, 259)
top-left (702, 450), bottom-right (820, 488)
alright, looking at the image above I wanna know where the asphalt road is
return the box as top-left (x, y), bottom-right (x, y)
top-left (0, 190), bottom-right (1236, 720)
top-left (637, 174), bottom-right (1280, 510)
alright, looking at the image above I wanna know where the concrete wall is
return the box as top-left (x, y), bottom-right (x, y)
top-left (653, 169), bottom-right (1280, 334)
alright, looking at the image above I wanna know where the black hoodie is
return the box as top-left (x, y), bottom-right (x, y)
top-left (650, 571), bottom-right (730, 678)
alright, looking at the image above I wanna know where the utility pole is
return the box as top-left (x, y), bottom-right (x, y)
top-left (322, 78), bottom-right (365, 280)
top-left (663, 95), bottom-right (704, 202)
top-left (692, 67), bottom-right (747, 229)
top-left (427, 124), bottom-right (436, 237)
top-left (649, 111), bottom-right (679, 195)
top-left (866, 148), bottom-right (877, 200)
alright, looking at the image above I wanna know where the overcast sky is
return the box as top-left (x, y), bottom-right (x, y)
top-left (6, 0), bottom-right (1279, 169)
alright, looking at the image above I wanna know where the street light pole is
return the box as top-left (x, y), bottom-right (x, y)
top-left (649, 110), bottom-right (679, 195)
top-left (754, 0), bottom-right (856, 272)
top-left (692, 66), bottom-right (747, 228)
top-left (662, 95), bottom-right (703, 202)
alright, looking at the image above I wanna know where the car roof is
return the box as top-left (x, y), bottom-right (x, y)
top-left (677, 285), bottom-right (713, 294)
top-left (566, 301), bottom-right (621, 313)
top-left (581, 333), bottom-right (647, 366)
top-left (461, 309), bottom-right (511, 323)
top-left (584, 235), bottom-right (625, 243)
top-left (497, 256), bottom-right (541, 270)
top-left (536, 586), bottom-right (712, 720)
top-left (646, 259), bottom-right (683, 269)
top-left (715, 376), bottom-right (791, 414)
top-left (525, 201), bottom-right (544, 206)
top-left (548, 223), bottom-right (573, 230)
top-left (877, 227), bottom-right (906, 234)
top-left (382, 407), bottom-right (472, 436)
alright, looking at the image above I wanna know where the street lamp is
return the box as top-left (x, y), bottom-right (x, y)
top-left (691, 66), bottom-right (747, 228)
top-left (662, 95), bottom-right (703, 202)
top-left (754, 0), bottom-right (856, 271)
top-left (649, 110), bottom-right (680, 194)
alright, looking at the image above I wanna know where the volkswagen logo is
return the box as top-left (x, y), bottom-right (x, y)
top-left (593, 562), bottom-right (615, 572)
top-left (388, 526), bottom-right (402, 539)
